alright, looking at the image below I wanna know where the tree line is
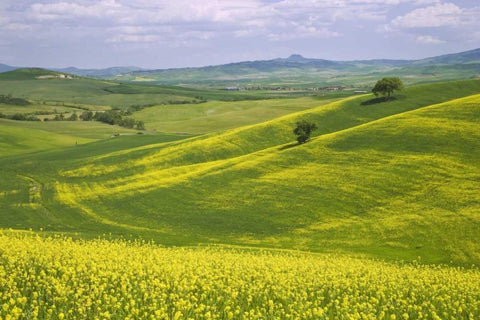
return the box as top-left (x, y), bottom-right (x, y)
top-left (0, 110), bottom-right (145, 130)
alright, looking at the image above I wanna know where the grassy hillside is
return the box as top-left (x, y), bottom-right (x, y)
top-left (0, 68), bottom-right (321, 111)
top-left (134, 97), bottom-right (338, 134)
top-left (1, 79), bottom-right (479, 265)
top-left (0, 120), bottom-right (94, 156)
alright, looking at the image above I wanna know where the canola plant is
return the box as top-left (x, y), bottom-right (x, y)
top-left (0, 232), bottom-right (478, 319)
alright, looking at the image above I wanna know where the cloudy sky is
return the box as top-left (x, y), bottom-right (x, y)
top-left (1, 0), bottom-right (479, 68)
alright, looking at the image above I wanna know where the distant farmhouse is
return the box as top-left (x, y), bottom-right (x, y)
top-left (36, 74), bottom-right (74, 80)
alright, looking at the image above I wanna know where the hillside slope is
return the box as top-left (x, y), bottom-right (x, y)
top-left (0, 120), bottom-right (95, 156)
top-left (1, 79), bottom-right (479, 265)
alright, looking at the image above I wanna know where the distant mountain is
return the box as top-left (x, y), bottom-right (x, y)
top-left (0, 64), bottom-right (18, 73)
top-left (103, 48), bottom-right (479, 86)
top-left (413, 48), bottom-right (480, 66)
top-left (2, 48), bottom-right (479, 86)
top-left (53, 66), bottom-right (144, 77)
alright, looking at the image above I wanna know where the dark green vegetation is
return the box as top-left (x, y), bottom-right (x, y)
top-left (1, 78), bottom-right (479, 266)
top-left (293, 119), bottom-right (317, 144)
top-left (372, 77), bottom-right (404, 99)
top-left (0, 94), bottom-right (30, 106)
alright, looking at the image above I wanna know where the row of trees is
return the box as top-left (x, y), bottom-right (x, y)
top-left (80, 110), bottom-right (145, 130)
top-left (0, 94), bottom-right (30, 106)
top-left (1, 110), bottom-right (145, 130)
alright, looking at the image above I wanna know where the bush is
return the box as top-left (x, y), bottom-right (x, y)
top-left (293, 120), bottom-right (317, 144)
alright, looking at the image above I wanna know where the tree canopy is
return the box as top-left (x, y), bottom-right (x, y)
top-left (372, 77), bottom-right (404, 99)
top-left (293, 120), bottom-right (317, 144)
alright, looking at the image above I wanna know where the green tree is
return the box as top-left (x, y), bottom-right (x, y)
top-left (120, 117), bottom-right (136, 128)
top-left (80, 111), bottom-right (94, 121)
top-left (372, 77), bottom-right (404, 99)
top-left (135, 120), bottom-right (145, 130)
top-left (69, 112), bottom-right (78, 121)
top-left (293, 120), bottom-right (317, 144)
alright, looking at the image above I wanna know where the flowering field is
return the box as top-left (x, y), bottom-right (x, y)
top-left (0, 232), bottom-right (479, 320)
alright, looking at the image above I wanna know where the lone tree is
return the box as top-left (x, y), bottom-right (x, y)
top-left (293, 120), bottom-right (317, 144)
top-left (372, 77), bottom-right (404, 100)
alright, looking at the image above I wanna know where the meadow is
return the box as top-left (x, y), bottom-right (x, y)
top-left (0, 231), bottom-right (478, 320)
top-left (1, 79), bottom-right (479, 265)
top-left (133, 97), bottom-right (338, 134)
top-left (1, 73), bottom-right (480, 319)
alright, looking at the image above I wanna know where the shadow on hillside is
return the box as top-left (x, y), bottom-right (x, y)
top-left (279, 142), bottom-right (299, 151)
top-left (361, 96), bottom-right (398, 105)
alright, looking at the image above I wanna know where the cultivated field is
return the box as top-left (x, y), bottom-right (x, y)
top-left (1, 232), bottom-right (479, 319)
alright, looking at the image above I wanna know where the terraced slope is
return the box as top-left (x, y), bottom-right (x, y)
top-left (0, 79), bottom-right (479, 265)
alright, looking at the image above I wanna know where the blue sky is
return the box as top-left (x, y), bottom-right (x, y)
top-left (1, 0), bottom-right (479, 68)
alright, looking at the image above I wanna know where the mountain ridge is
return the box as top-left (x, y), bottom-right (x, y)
top-left (2, 48), bottom-right (478, 77)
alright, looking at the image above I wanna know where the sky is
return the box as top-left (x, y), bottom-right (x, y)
top-left (1, 0), bottom-right (479, 69)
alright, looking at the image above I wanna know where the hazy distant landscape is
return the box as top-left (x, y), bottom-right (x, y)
top-left (3, 48), bottom-right (480, 88)
top-left (1, 0), bottom-right (480, 318)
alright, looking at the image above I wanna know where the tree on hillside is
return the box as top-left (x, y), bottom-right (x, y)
top-left (135, 120), bottom-right (145, 130)
top-left (69, 112), bottom-right (78, 121)
top-left (293, 120), bottom-right (317, 144)
top-left (372, 77), bottom-right (404, 99)
top-left (80, 111), bottom-right (94, 121)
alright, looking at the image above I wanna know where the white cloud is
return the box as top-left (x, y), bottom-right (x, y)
top-left (107, 34), bottom-right (160, 43)
top-left (416, 35), bottom-right (445, 44)
top-left (3, 0), bottom-right (479, 49)
top-left (5, 23), bottom-right (33, 31)
top-left (414, 0), bottom-right (440, 5)
top-left (268, 25), bottom-right (340, 41)
top-left (29, 0), bottom-right (123, 20)
top-left (392, 3), bottom-right (463, 28)
top-left (21, 0), bottom-right (417, 44)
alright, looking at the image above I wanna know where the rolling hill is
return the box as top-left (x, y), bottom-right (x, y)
top-left (106, 48), bottom-right (480, 87)
top-left (3, 48), bottom-right (479, 88)
top-left (1, 79), bottom-right (479, 266)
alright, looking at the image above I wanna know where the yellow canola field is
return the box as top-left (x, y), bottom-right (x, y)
top-left (0, 232), bottom-right (479, 320)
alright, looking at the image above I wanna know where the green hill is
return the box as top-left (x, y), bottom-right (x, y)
top-left (107, 48), bottom-right (480, 87)
top-left (0, 79), bottom-right (479, 265)
top-left (0, 119), bottom-right (95, 156)
top-left (0, 68), bottom-right (67, 80)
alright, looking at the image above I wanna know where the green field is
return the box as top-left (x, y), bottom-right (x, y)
top-left (134, 97), bottom-right (339, 134)
top-left (1, 72), bottom-right (480, 319)
top-left (0, 68), bottom-right (325, 111)
top-left (1, 79), bottom-right (479, 266)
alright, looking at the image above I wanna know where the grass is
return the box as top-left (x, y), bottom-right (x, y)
top-left (1, 79), bottom-right (479, 266)
top-left (134, 97), bottom-right (339, 134)
top-left (0, 118), bottom-right (192, 157)
top-left (0, 120), bottom-right (95, 156)
top-left (0, 69), bottom-right (327, 112)
top-left (0, 103), bottom-right (85, 115)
